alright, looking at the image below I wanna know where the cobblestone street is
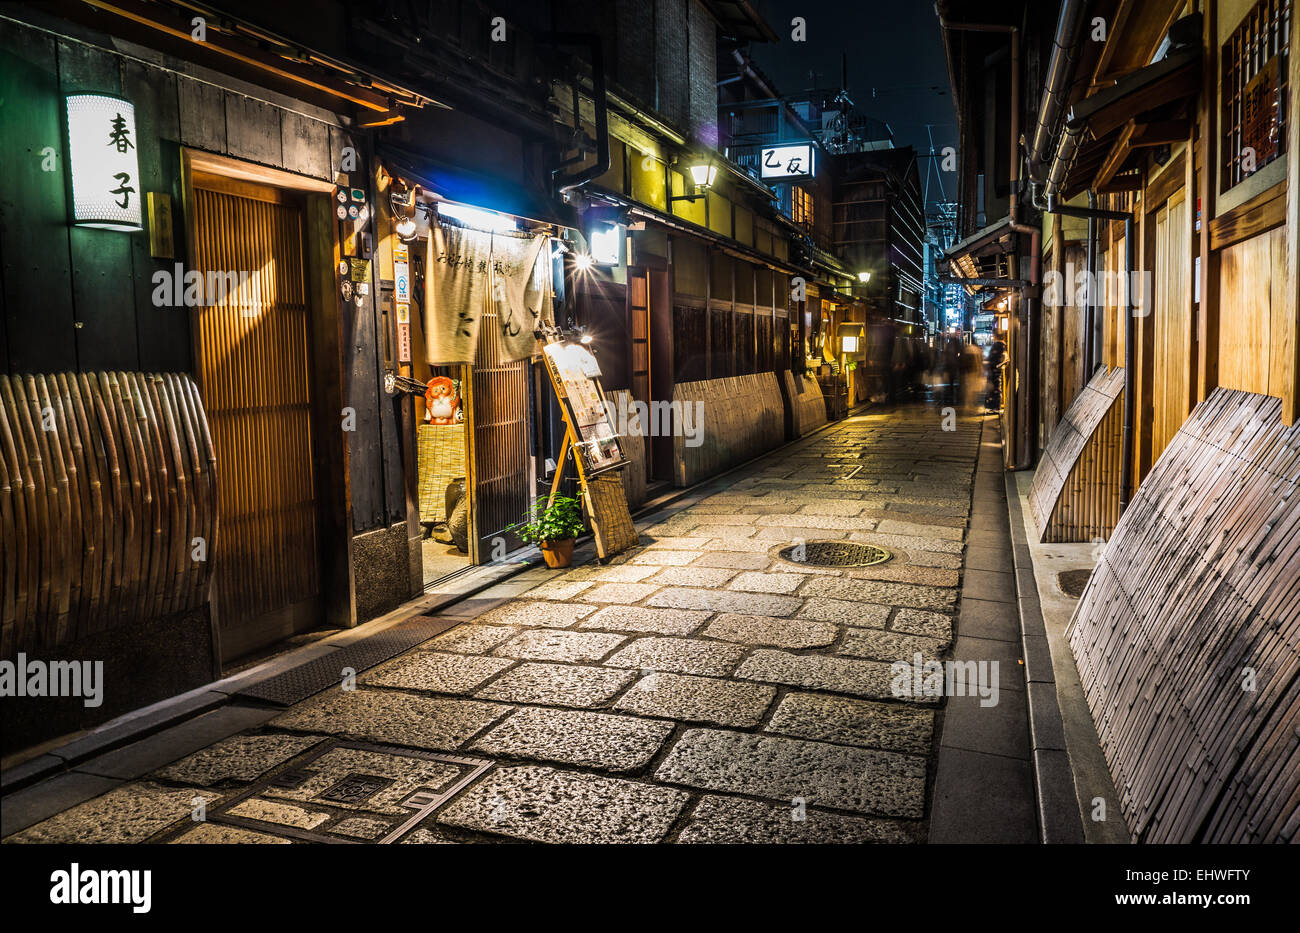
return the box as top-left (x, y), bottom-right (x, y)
top-left (6, 400), bottom-right (1032, 845)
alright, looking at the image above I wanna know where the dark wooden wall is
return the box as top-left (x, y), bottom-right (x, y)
top-left (0, 17), bottom-right (408, 539)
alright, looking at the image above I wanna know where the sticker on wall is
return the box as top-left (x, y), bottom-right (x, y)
top-left (393, 245), bottom-right (410, 303)
top-left (397, 322), bottom-right (411, 363)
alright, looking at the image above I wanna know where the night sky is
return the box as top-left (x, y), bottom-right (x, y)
top-left (746, 0), bottom-right (957, 211)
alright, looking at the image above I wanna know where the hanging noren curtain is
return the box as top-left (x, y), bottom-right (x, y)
top-left (425, 220), bottom-right (549, 365)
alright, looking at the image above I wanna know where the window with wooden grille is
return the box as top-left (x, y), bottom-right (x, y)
top-left (1221, 0), bottom-right (1291, 190)
top-left (791, 184), bottom-right (815, 231)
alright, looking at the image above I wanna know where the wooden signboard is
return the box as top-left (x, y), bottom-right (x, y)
top-left (539, 333), bottom-right (639, 559)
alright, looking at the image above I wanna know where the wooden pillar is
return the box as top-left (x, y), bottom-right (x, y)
top-left (1285, 0), bottom-right (1300, 425)
top-left (1196, 0), bottom-right (1221, 404)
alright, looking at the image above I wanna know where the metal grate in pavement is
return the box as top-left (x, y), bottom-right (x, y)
top-left (776, 541), bottom-right (892, 568)
top-left (233, 615), bottom-right (459, 706)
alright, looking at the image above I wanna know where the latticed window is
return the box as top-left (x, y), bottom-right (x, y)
top-left (791, 185), bottom-right (814, 230)
top-left (1221, 0), bottom-right (1292, 190)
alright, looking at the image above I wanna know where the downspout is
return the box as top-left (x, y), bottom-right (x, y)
top-left (1027, 0), bottom-right (1089, 185)
top-left (1047, 196), bottom-right (1135, 514)
top-left (550, 34), bottom-right (610, 198)
top-left (1084, 189), bottom-right (1098, 377)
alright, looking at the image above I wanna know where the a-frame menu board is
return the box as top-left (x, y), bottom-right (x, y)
top-left (539, 333), bottom-right (639, 559)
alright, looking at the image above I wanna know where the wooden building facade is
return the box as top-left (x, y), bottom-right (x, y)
top-left (941, 0), bottom-right (1299, 843)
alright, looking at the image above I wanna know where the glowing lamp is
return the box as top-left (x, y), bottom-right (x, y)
top-left (589, 224), bottom-right (622, 266)
top-left (436, 202), bottom-right (517, 233)
top-left (689, 162), bottom-right (718, 189)
top-left (66, 94), bottom-right (143, 230)
top-left (857, 271), bottom-right (871, 283)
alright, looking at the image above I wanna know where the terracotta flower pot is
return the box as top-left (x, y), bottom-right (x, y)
top-left (540, 537), bottom-right (575, 568)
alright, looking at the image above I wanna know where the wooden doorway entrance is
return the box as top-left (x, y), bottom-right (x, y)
top-left (190, 172), bottom-right (323, 661)
top-left (466, 280), bottom-right (534, 563)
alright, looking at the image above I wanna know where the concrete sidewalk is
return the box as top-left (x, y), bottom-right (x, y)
top-left (3, 399), bottom-right (1039, 844)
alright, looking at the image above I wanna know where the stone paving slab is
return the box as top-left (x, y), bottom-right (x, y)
top-left (524, 579), bottom-right (595, 600)
top-left (436, 765), bottom-right (688, 843)
top-left (643, 566), bottom-right (739, 588)
top-left (838, 628), bottom-right (947, 664)
top-left (727, 570), bottom-right (806, 594)
top-left (424, 624), bottom-right (520, 654)
top-left (675, 795), bottom-right (917, 844)
top-left (799, 576), bottom-right (957, 610)
top-left (473, 600), bottom-right (597, 628)
top-left (6, 781), bottom-right (221, 844)
top-left (797, 596), bottom-right (891, 628)
top-left (735, 649), bottom-right (903, 700)
top-left (153, 734), bottom-right (324, 785)
top-left (613, 672), bottom-right (776, 727)
top-left (646, 586), bottom-right (801, 616)
top-left (170, 823), bottom-right (292, 844)
top-left (891, 608), bottom-right (955, 643)
top-left (491, 629), bottom-right (628, 663)
top-left (473, 662), bottom-right (636, 707)
top-left (469, 706), bottom-right (674, 772)
top-left (604, 636), bottom-right (748, 677)
top-left (765, 692), bottom-right (933, 754)
top-left (701, 612), bottom-right (837, 648)
top-left (577, 605), bottom-right (712, 636)
top-left (655, 729), bottom-right (926, 818)
top-left (271, 688), bottom-right (509, 750)
top-left (565, 564), bottom-right (660, 583)
top-left (627, 549), bottom-right (697, 565)
top-left (362, 651), bottom-right (516, 694)
top-left (690, 551), bottom-right (773, 570)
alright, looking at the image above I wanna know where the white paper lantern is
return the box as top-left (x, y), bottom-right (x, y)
top-left (66, 94), bottom-right (143, 231)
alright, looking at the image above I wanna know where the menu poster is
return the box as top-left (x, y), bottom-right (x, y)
top-left (542, 340), bottom-right (626, 474)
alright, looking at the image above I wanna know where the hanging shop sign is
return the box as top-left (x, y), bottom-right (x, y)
top-left (393, 244), bottom-right (412, 363)
top-left (760, 142), bottom-right (816, 180)
top-left (426, 221), bottom-right (549, 364)
top-left (66, 94), bottom-right (143, 230)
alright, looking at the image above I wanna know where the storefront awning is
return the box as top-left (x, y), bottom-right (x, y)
top-left (378, 143), bottom-right (577, 229)
top-left (1060, 48), bottom-right (1199, 199)
top-left (942, 216), bottom-right (1020, 292)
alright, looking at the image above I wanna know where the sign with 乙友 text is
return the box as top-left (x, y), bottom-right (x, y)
top-left (761, 143), bottom-right (816, 180)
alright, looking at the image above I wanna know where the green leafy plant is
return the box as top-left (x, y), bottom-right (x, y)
top-left (508, 495), bottom-right (585, 544)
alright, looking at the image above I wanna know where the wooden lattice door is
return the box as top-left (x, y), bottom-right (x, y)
top-left (191, 174), bottom-right (321, 660)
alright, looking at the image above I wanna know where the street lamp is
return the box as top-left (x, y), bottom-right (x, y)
top-left (689, 161), bottom-right (718, 189)
top-left (857, 271), bottom-right (871, 284)
top-left (671, 157), bottom-right (717, 204)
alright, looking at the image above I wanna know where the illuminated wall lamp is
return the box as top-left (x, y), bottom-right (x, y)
top-left (857, 271), bottom-right (871, 283)
top-left (66, 94), bottom-right (143, 231)
top-left (671, 159), bottom-right (717, 204)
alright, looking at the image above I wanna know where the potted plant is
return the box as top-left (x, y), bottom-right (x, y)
top-left (508, 495), bottom-right (585, 568)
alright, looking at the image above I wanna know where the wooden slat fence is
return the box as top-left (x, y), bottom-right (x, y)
top-left (1067, 388), bottom-right (1299, 842)
top-left (1028, 366), bottom-right (1126, 542)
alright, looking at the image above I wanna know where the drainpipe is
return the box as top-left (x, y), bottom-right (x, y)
top-left (549, 34), bottom-right (610, 198)
top-left (1084, 190), bottom-right (1098, 377)
top-left (1027, 0), bottom-right (1088, 185)
top-left (1047, 196), bottom-right (1135, 513)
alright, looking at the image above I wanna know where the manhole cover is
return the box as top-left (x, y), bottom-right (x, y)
top-left (163, 740), bottom-right (493, 844)
top-left (1058, 569), bottom-right (1092, 598)
top-left (777, 541), bottom-right (892, 567)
